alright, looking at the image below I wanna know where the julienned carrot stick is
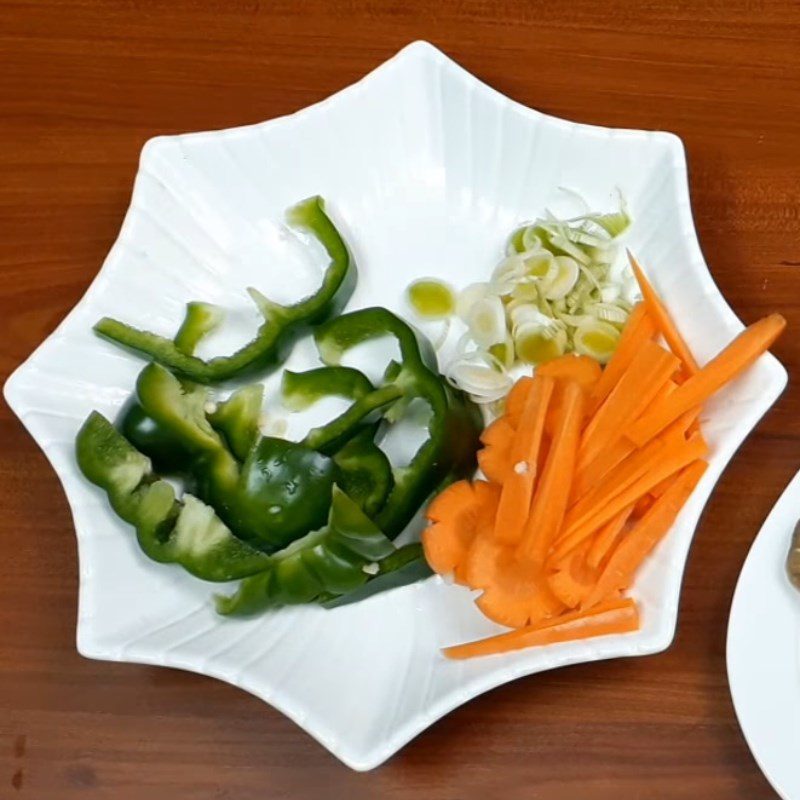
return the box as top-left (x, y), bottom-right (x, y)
top-left (504, 375), bottom-right (534, 428)
top-left (628, 252), bottom-right (700, 376)
top-left (517, 382), bottom-right (584, 564)
top-left (587, 303), bottom-right (656, 417)
top-left (493, 375), bottom-right (554, 544)
top-left (551, 432), bottom-right (709, 561)
top-left (537, 354), bottom-right (602, 393)
top-left (586, 504), bottom-right (635, 570)
top-left (627, 314), bottom-right (787, 447)
top-left (571, 436), bottom-right (635, 503)
top-left (567, 434), bottom-right (669, 532)
top-left (578, 340), bottom-right (679, 471)
top-left (567, 408), bottom-right (702, 532)
top-left (572, 381), bottom-right (679, 501)
top-left (583, 461), bottom-right (708, 608)
top-left (442, 597), bottom-right (639, 660)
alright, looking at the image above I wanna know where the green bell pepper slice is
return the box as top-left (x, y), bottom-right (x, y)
top-left (332, 425), bottom-right (393, 518)
top-left (319, 543), bottom-right (432, 609)
top-left (208, 384), bottom-right (264, 462)
top-left (215, 486), bottom-right (400, 616)
top-left (134, 363), bottom-right (335, 552)
top-left (222, 435), bottom-right (335, 552)
top-left (75, 412), bottom-right (272, 581)
top-left (93, 196), bottom-right (356, 383)
top-left (313, 307), bottom-right (482, 538)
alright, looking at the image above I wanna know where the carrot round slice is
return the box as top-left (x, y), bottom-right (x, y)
top-left (537, 354), bottom-right (602, 393)
top-left (423, 480), bottom-right (500, 579)
top-left (476, 557), bottom-right (564, 628)
top-left (477, 417), bottom-right (516, 483)
top-left (443, 597), bottom-right (640, 659)
top-left (547, 538), bottom-right (597, 608)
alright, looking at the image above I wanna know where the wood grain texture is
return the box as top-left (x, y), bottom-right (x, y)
top-left (2, 1), bottom-right (799, 797)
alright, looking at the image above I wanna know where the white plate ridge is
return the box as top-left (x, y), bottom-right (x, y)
top-left (4, 41), bottom-right (787, 770)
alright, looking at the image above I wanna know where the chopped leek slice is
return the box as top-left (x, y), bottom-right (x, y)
top-left (466, 295), bottom-right (506, 348)
top-left (456, 282), bottom-right (491, 321)
top-left (544, 256), bottom-right (580, 300)
top-left (573, 320), bottom-right (621, 363)
top-left (406, 278), bottom-right (455, 320)
top-left (514, 323), bottom-right (567, 365)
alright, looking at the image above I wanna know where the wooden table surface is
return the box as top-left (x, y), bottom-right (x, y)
top-left (2, 2), bottom-right (800, 798)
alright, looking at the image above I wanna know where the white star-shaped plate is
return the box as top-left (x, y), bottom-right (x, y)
top-left (4, 41), bottom-right (786, 770)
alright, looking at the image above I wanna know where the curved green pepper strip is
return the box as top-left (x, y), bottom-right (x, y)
top-left (282, 366), bottom-right (394, 515)
top-left (117, 303), bottom-right (260, 468)
top-left (302, 383), bottom-right (402, 456)
top-left (173, 301), bottom-right (224, 356)
top-left (319, 543), bottom-right (432, 609)
top-left (75, 412), bottom-right (273, 581)
top-left (215, 486), bottom-right (397, 616)
top-left (281, 366), bottom-right (374, 411)
top-left (208, 384), bottom-right (264, 462)
top-left (313, 307), bottom-right (482, 538)
top-left (332, 425), bottom-right (393, 517)
top-left (93, 196), bottom-right (356, 383)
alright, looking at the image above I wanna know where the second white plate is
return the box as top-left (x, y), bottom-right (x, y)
top-left (728, 470), bottom-right (800, 800)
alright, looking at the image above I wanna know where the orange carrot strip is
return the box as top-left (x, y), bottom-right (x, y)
top-left (567, 434), bottom-right (670, 532)
top-left (628, 252), bottom-right (700, 376)
top-left (537, 354), bottom-right (602, 393)
top-left (587, 303), bottom-right (656, 417)
top-left (578, 340), bottom-right (680, 472)
top-left (582, 461), bottom-right (708, 608)
top-left (551, 432), bottom-right (709, 561)
top-left (443, 597), bottom-right (640, 659)
top-left (571, 436), bottom-right (635, 503)
top-left (504, 375), bottom-right (534, 428)
top-left (493, 375), bottom-right (555, 544)
top-left (586, 504), bottom-right (635, 570)
top-left (631, 494), bottom-right (655, 519)
top-left (517, 382), bottom-right (584, 565)
top-left (627, 314), bottom-right (786, 447)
